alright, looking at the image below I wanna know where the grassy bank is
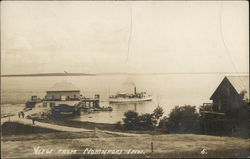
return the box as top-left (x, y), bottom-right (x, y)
top-left (2, 122), bottom-right (125, 142)
top-left (2, 133), bottom-right (249, 158)
top-left (23, 148), bottom-right (249, 158)
top-left (36, 118), bottom-right (163, 135)
top-left (1, 122), bottom-right (60, 136)
top-left (2, 120), bottom-right (249, 158)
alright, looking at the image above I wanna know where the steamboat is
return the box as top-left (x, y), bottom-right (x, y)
top-left (109, 86), bottom-right (152, 103)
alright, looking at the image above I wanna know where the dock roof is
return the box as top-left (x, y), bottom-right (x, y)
top-left (48, 82), bottom-right (80, 92)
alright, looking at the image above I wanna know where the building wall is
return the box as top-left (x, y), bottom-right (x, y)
top-left (211, 78), bottom-right (242, 112)
top-left (45, 91), bottom-right (80, 100)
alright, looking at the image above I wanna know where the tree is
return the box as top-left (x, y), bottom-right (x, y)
top-left (165, 105), bottom-right (200, 133)
top-left (137, 113), bottom-right (155, 130)
top-left (240, 90), bottom-right (248, 102)
top-left (152, 106), bottom-right (164, 120)
top-left (123, 110), bottom-right (157, 130)
top-left (123, 110), bottom-right (139, 130)
top-left (158, 116), bottom-right (169, 131)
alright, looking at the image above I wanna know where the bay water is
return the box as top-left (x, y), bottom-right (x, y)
top-left (1, 74), bottom-right (233, 123)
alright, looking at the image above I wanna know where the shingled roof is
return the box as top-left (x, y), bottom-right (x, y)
top-left (210, 75), bottom-right (249, 100)
top-left (48, 81), bottom-right (80, 92)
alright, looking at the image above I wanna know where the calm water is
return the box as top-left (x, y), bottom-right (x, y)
top-left (0, 74), bottom-right (237, 123)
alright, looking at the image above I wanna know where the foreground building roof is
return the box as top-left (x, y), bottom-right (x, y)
top-left (210, 75), bottom-right (249, 100)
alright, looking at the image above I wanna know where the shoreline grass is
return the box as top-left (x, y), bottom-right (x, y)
top-left (1, 122), bottom-right (60, 136)
top-left (36, 118), bottom-right (165, 135)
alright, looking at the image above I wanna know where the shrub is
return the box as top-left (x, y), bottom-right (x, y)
top-left (137, 113), bottom-right (156, 130)
top-left (123, 110), bottom-right (157, 130)
top-left (158, 116), bottom-right (169, 130)
top-left (115, 121), bottom-right (123, 130)
top-left (165, 105), bottom-right (200, 134)
top-left (123, 110), bottom-right (139, 130)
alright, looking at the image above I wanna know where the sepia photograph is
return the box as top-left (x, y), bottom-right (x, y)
top-left (1, 1), bottom-right (249, 158)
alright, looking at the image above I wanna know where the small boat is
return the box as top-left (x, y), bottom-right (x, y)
top-left (92, 106), bottom-right (113, 111)
top-left (109, 86), bottom-right (152, 103)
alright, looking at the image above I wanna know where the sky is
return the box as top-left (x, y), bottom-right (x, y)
top-left (1, 1), bottom-right (249, 74)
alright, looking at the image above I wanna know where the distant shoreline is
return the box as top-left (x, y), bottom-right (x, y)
top-left (1, 72), bottom-right (249, 77)
top-left (1, 73), bottom-right (96, 77)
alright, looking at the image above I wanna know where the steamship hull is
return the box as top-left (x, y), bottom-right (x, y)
top-left (109, 96), bottom-right (152, 103)
top-left (109, 86), bottom-right (152, 103)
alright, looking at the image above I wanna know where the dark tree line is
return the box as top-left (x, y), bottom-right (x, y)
top-left (120, 105), bottom-right (200, 133)
top-left (159, 105), bottom-right (200, 134)
top-left (119, 104), bottom-right (249, 138)
top-left (120, 105), bottom-right (199, 132)
top-left (120, 106), bottom-right (164, 131)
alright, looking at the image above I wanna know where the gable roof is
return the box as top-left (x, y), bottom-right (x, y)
top-left (48, 82), bottom-right (80, 92)
top-left (210, 75), bottom-right (249, 100)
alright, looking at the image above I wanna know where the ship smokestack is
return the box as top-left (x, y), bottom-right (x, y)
top-left (134, 86), bottom-right (137, 95)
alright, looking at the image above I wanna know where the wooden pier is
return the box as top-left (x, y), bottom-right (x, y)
top-left (80, 94), bottom-right (100, 109)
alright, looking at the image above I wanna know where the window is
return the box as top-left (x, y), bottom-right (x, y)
top-left (43, 102), bottom-right (47, 107)
top-left (61, 96), bottom-right (66, 101)
top-left (50, 102), bottom-right (55, 107)
top-left (218, 100), bottom-right (222, 111)
top-left (227, 87), bottom-right (230, 96)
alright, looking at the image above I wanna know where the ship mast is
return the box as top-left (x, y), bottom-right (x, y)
top-left (157, 95), bottom-right (160, 107)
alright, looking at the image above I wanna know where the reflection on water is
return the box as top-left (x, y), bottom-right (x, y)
top-left (72, 101), bottom-right (156, 123)
top-left (1, 104), bottom-right (25, 117)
